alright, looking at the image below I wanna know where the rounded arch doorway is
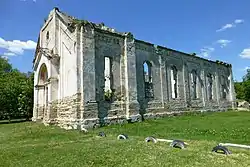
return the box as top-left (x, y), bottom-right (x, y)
top-left (37, 63), bottom-right (49, 120)
top-left (38, 63), bottom-right (48, 85)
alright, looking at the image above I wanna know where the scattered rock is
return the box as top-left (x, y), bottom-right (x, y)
top-left (98, 132), bottom-right (106, 137)
top-left (237, 101), bottom-right (250, 109)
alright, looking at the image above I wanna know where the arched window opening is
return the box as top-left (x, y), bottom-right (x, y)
top-left (221, 76), bottom-right (227, 99)
top-left (104, 57), bottom-right (112, 91)
top-left (207, 73), bottom-right (213, 100)
top-left (143, 61), bottom-right (154, 98)
top-left (104, 57), bottom-right (113, 101)
top-left (171, 66), bottom-right (178, 99)
top-left (191, 70), bottom-right (198, 99)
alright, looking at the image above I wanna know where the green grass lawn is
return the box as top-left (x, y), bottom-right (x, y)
top-left (1, 111), bottom-right (250, 167)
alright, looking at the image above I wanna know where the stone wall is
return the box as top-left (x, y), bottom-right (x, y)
top-left (38, 31), bottom-right (235, 130)
top-left (33, 8), bottom-right (236, 130)
top-left (55, 93), bottom-right (81, 129)
top-left (132, 39), bottom-right (235, 119)
top-left (38, 93), bottom-right (129, 130)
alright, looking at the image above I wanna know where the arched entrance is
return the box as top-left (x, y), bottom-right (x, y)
top-left (37, 63), bottom-right (48, 120)
top-left (38, 63), bottom-right (48, 85)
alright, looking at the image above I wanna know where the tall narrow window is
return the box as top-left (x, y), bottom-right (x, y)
top-left (191, 70), bottom-right (198, 99)
top-left (143, 61), bottom-right (153, 98)
top-left (207, 73), bottom-right (213, 100)
top-left (171, 66), bottom-right (178, 99)
top-left (221, 76), bottom-right (227, 99)
top-left (46, 31), bottom-right (49, 40)
top-left (104, 57), bottom-right (112, 92)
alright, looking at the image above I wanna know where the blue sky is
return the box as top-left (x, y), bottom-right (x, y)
top-left (0, 0), bottom-right (250, 81)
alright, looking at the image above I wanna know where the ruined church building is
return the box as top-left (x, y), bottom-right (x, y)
top-left (32, 8), bottom-right (236, 130)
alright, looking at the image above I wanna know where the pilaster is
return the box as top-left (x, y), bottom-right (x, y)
top-left (32, 86), bottom-right (38, 121)
top-left (81, 24), bottom-right (98, 120)
top-left (215, 68), bottom-right (221, 106)
top-left (159, 54), bottom-right (168, 106)
top-left (200, 68), bottom-right (206, 107)
top-left (229, 66), bottom-right (236, 109)
top-left (123, 33), bottom-right (140, 121)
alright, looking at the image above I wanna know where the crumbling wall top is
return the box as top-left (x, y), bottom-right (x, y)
top-left (51, 7), bottom-right (233, 69)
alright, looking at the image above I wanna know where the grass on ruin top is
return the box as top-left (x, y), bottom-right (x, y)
top-left (1, 111), bottom-right (250, 167)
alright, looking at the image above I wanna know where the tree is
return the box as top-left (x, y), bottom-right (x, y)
top-left (0, 56), bottom-right (34, 121)
top-left (17, 73), bottom-right (34, 120)
top-left (234, 69), bottom-right (250, 102)
top-left (0, 56), bottom-right (12, 74)
top-left (234, 82), bottom-right (245, 100)
top-left (243, 69), bottom-right (250, 81)
top-left (242, 80), bottom-right (250, 102)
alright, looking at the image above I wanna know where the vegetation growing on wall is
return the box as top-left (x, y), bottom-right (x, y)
top-left (215, 60), bottom-right (232, 67)
top-left (104, 89), bottom-right (113, 102)
top-left (0, 56), bottom-right (34, 121)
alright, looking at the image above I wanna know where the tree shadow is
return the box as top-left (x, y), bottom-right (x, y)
top-left (0, 118), bottom-right (31, 125)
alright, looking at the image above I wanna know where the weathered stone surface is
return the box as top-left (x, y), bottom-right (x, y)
top-left (32, 8), bottom-right (236, 130)
top-left (237, 101), bottom-right (249, 109)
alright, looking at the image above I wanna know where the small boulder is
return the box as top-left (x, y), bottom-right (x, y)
top-left (237, 101), bottom-right (250, 109)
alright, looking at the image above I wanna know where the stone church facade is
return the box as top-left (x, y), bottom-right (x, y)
top-left (32, 8), bottom-right (236, 130)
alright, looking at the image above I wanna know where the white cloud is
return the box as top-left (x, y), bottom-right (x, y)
top-left (239, 48), bottom-right (250, 59)
top-left (0, 55), bottom-right (8, 60)
top-left (239, 66), bottom-right (250, 72)
top-left (216, 39), bottom-right (232, 48)
top-left (0, 37), bottom-right (37, 56)
top-left (243, 67), bottom-right (250, 71)
top-left (216, 19), bottom-right (244, 32)
top-left (199, 47), bottom-right (215, 57)
top-left (3, 52), bottom-right (16, 56)
top-left (216, 24), bottom-right (234, 32)
top-left (234, 19), bottom-right (244, 24)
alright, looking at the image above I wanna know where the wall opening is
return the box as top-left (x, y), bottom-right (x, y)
top-left (171, 66), bottom-right (178, 99)
top-left (221, 76), bottom-right (227, 99)
top-left (37, 63), bottom-right (49, 119)
top-left (191, 70), bottom-right (198, 99)
top-left (38, 63), bottom-right (48, 85)
top-left (46, 31), bottom-right (49, 40)
top-left (143, 61), bottom-right (154, 99)
top-left (207, 73), bottom-right (213, 100)
top-left (104, 57), bottom-right (113, 101)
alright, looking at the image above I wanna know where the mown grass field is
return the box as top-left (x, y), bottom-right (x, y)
top-left (1, 111), bottom-right (250, 167)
